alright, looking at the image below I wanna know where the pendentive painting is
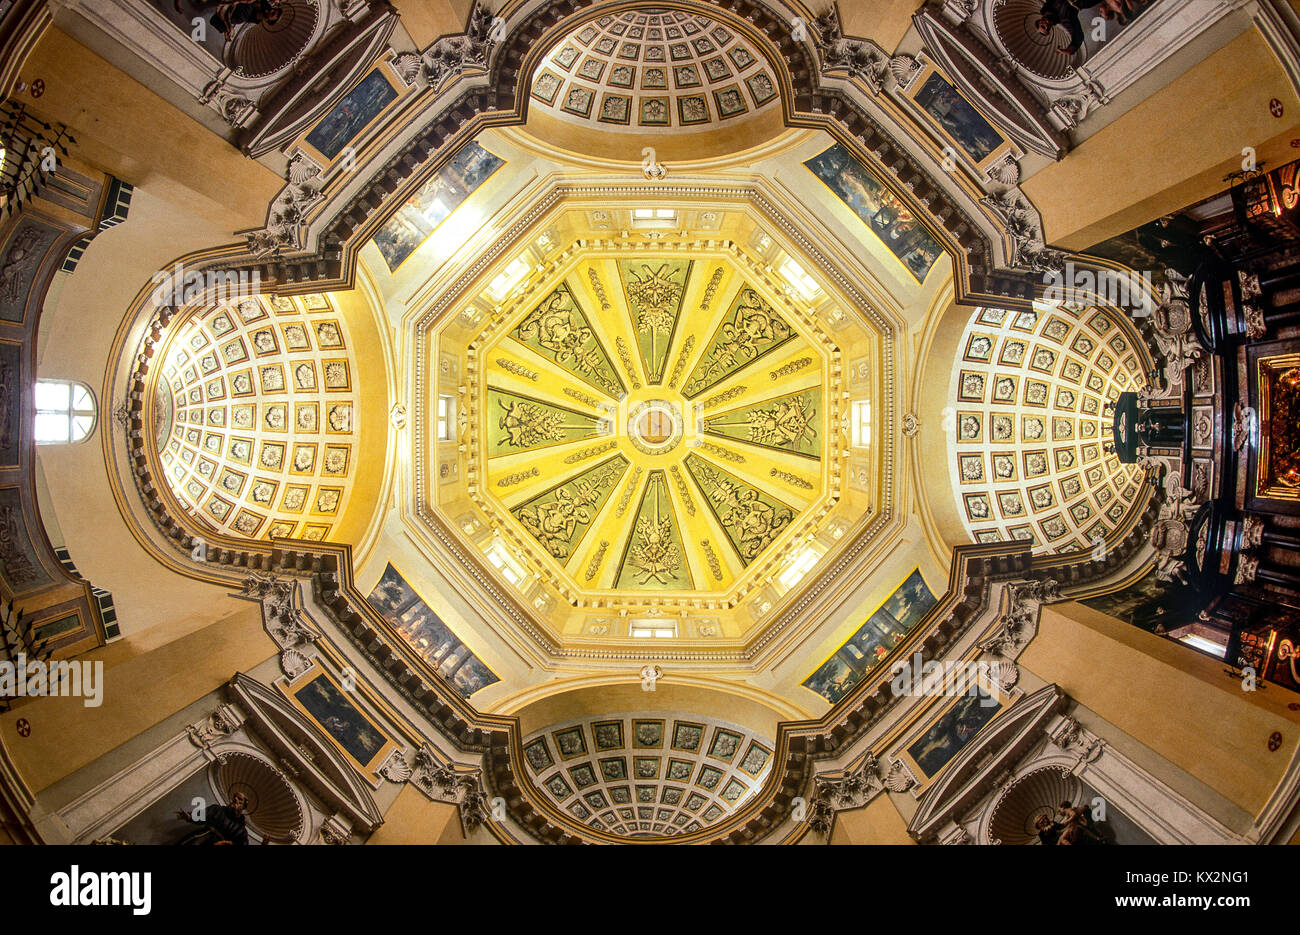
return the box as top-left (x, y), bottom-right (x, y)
top-left (804, 143), bottom-right (943, 283)
top-left (366, 562), bottom-right (500, 697)
top-left (372, 141), bottom-right (505, 270)
top-left (802, 569), bottom-right (937, 704)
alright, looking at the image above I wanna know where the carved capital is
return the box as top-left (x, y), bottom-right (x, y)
top-left (808, 755), bottom-right (889, 836)
top-left (811, 9), bottom-right (891, 92)
top-left (407, 743), bottom-right (494, 834)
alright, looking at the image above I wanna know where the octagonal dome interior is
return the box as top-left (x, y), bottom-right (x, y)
top-left (410, 161), bottom-right (898, 645)
top-left (473, 252), bottom-right (837, 600)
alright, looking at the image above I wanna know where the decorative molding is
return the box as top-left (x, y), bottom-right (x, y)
top-left (406, 742), bottom-right (493, 835)
top-left (807, 754), bottom-right (886, 837)
top-left (978, 578), bottom-right (1059, 659)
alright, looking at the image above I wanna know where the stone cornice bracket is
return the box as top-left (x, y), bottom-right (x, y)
top-left (943, 0), bottom-right (977, 23)
top-left (979, 576), bottom-right (1059, 659)
top-left (1048, 715), bottom-right (1105, 771)
top-left (416, 0), bottom-right (501, 92)
top-left (318, 814), bottom-right (352, 845)
top-left (403, 743), bottom-right (494, 836)
top-left (806, 754), bottom-right (888, 838)
top-left (1050, 70), bottom-right (1109, 129)
top-left (185, 704), bottom-right (244, 757)
top-left (977, 188), bottom-right (1066, 273)
top-left (198, 73), bottom-right (257, 129)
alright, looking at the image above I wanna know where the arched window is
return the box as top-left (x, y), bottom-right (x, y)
top-left (35, 380), bottom-right (96, 444)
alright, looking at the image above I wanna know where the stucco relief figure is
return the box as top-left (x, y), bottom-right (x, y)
top-left (516, 290), bottom-right (614, 390)
top-left (629, 515), bottom-right (682, 584)
top-left (498, 399), bottom-right (565, 448)
top-left (626, 264), bottom-right (683, 331)
top-left (0, 226), bottom-right (46, 305)
top-left (516, 471), bottom-right (616, 560)
top-left (701, 469), bottom-right (793, 560)
top-left (695, 293), bottom-right (790, 385)
top-left (746, 396), bottom-right (816, 451)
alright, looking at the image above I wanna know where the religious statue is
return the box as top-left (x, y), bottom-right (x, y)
top-left (174, 791), bottom-right (251, 845)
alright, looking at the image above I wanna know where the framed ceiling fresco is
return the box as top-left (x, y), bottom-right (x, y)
top-left (279, 658), bottom-right (398, 782)
top-left (365, 562), bottom-right (499, 697)
top-left (804, 143), bottom-right (944, 283)
top-left (904, 65), bottom-right (1015, 169)
top-left (802, 568), bottom-right (937, 705)
top-left (894, 671), bottom-right (1015, 790)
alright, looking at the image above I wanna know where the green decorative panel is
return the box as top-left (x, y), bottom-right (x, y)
top-left (682, 288), bottom-right (795, 398)
top-left (702, 388), bottom-right (820, 459)
top-left (512, 282), bottom-right (624, 397)
top-left (487, 389), bottom-right (603, 452)
top-left (615, 471), bottom-right (694, 590)
top-left (511, 455), bottom-right (630, 563)
top-left (618, 259), bottom-right (692, 384)
top-left (684, 454), bottom-right (796, 565)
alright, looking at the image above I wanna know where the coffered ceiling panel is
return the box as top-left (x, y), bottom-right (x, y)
top-left (520, 712), bottom-right (774, 838)
top-left (529, 9), bottom-right (781, 131)
top-left (152, 293), bottom-right (360, 542)
top-left (946, 302), bottom-right (1148, 553)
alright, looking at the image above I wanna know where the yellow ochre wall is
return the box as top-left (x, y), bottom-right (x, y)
top-left (367, 785), bottom-right (464, 844)
top-left (0, 604), bottom-right (274, 794)
top-left (391, 0), bottom-right (468, 49)
top-left (1022, 602), bottom-right (1299, 817)
top-left (1024, 28), bottom-right (1300, 251)
top-left (828, 793), bottom-right (916, 844)
top-left (19, 26), bottom-right (281, 233)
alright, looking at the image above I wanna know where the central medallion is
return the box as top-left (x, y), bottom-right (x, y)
top-left (627, 399), bottom-right (683, 456)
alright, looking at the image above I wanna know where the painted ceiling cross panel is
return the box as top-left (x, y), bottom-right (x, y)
top-left (616, 470), bottom-right (694, 590)
top-left (682, 287), bottom-right (795, 398)
top-left (487, 389), bottom-right (603, 453)
top-left (684, 453), bottom-right (796, 566)
top-left (702, 387), bottom-right (820, 460)
top-left (511, 455), bottom-right (630, 564)
top-left (512, 282), bottom-right (624, 398)
top-left (618, 258), bottom-right (692, 384)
